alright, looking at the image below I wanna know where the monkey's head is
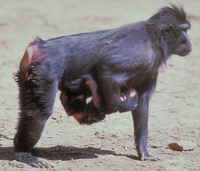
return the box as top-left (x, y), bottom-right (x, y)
top-left (148, 5), bottom-right (192, 57)
top-left (165, 22), bottom-right (192, 57)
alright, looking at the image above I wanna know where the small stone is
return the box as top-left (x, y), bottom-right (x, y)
top-left (168, 140), bottom-right (196, 151)
top-left (168, 142), bottom-right (183, 151)
top-left (94, 131), bottom-right (105, 139)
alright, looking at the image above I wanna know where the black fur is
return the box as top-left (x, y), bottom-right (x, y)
top-left (14, 5), bottom-right (191, 167)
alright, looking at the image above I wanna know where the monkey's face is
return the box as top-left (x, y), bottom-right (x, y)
top-left (167, 23), bottom-right (192, 57)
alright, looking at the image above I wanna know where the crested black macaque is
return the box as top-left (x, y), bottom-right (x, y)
top-left (59, 85), bottom-right (138, 124)
top-left (14, 5), bottom-right (191, 167)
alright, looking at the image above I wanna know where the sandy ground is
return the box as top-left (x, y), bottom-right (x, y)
top-left (0, 0), bottom-right (200, 170)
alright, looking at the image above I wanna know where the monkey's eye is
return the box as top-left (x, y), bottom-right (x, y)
top-left (172, 30), bottom-right (179, 36)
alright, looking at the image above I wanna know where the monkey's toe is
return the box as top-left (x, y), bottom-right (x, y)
top-left (140, 153), bottom-right (160, 161)
top-left (14, 152), bottom-right (54, 168)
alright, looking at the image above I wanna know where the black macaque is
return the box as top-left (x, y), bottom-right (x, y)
top-left (60, 85), bottom-right (138, 124)
top-left (14, 5), bottom-right (191, 168)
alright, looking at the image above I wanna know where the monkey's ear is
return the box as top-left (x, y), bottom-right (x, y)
top-left (161, 24), bottom-right (173, 36)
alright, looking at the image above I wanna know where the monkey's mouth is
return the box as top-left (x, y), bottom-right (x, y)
top-left (181, 48), bottom-right (192, 56)
top-left (175, 45), bottom-right (192, 57)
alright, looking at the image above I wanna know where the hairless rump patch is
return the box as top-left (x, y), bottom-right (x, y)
top-left (20, 44), bottom-right (45, 73)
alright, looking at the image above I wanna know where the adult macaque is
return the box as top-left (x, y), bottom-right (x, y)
top-left (14, 5), bottom-right (191, 167)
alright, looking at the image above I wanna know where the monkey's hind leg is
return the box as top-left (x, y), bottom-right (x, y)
top-left (14, 64), bottom-right (57, 168)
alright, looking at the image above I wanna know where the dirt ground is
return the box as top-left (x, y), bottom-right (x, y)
top-left (0, 0), bottom-right (200, 170)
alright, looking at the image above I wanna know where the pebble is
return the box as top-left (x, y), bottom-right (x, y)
top-left (168, 140), bottom-right (196, 151)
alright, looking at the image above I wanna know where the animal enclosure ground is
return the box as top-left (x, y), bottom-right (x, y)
top-left (0, 0), bottom-right (200, 170)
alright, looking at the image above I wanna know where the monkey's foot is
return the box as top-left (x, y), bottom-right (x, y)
top-left (75, 105), bottom-right (105, 125)
top-left (78, 112), bottom-right (106, 125)
top-left (14, 152), bottom-right (54, 168)
top-left (140, 153), bottom-right (160, 161)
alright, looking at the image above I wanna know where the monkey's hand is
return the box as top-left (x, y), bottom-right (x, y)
top-left (140, 153), bottom-right (160, 161)
top-left (77, 103), bottom-right (106, 125)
